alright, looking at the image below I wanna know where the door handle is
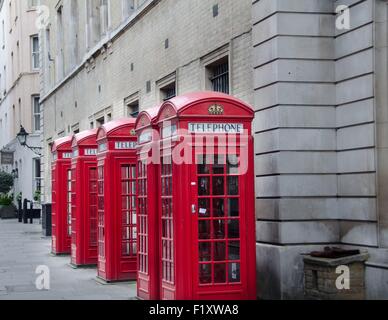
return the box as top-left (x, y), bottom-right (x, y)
top-left (192, 204), bottom-right (196, 214)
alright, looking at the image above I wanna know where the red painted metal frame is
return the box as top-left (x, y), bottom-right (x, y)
top-left (70, 129), bottom-right (98, 267)
top-left (155, 92), bottom-right (256, 300)
top-left (51, 136), bottom-right (73, 255)
top-left (135, 106), bottom-right (161, 300)
top-left (96, 119), bottom-right (138, 282)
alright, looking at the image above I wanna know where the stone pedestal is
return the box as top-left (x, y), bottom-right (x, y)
top-left (303, 253), bottom-right (369, 300)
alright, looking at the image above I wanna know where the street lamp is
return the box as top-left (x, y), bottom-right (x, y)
top-left (11, 168), bottom-right (18, 179)
top-left (16, 125), bottom-right (42, 156)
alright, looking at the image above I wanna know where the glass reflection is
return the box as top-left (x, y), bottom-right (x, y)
top-left (214, 264), bottom-right (226, 283)
top-left (198, 177), bottom-right (210, 196)
top-left (228, 241), bottom-right (240, 260)
top-left (213, 199), bottom-right (225, 217)
top-left (213, 177), bottom-right (224, 195)
top-left (227, 176), bottom-right (239, 195)
top-left (228, 198), bottom-right (239, 217)
top-left (199, 242), bottom-right (211, 262)
top-left (214, 242), bottom-right (226, 261)
top-left (213, 220), bottom-right (225, 239)
top-left (199, 264), bottom-right (212, 284)
top-left (198, 220), bottom-right (211, 239)
top-left (228, 219), bottom-right (240, 239)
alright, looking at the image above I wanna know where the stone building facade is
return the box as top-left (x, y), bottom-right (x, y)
top-left (39, 0), bottom-right (388, 299)
top-left (0, 0), bottom-right (42, 203)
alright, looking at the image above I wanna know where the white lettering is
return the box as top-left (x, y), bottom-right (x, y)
top-left (84, 149), bottom-right (97, 156)
top-left (189, 123), bottom-right (244, 134)
top-left (115, 141), bottom-right (137, 150)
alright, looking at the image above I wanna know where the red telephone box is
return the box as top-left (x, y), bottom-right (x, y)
top-left (155, 92), bottom-right (256, 300)
top-left (96, 119), bottom-right (138, 282)
top-left (135, 106), bottom-right (161, 300)
top-left (51, 136), bottom-right (73, 255)
top-left (70, 129), bottom-right (98, 267)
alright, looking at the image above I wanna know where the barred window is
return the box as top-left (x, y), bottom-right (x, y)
top-left (207, 59), bottom-right (229, 94)
top-left (160, 83), bottom-right (176, 102)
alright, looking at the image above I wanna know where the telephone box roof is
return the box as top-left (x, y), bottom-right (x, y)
top-left (135, 106), bottom-right (161, 130)
top-left (97, 118), bottom-right (136, 139)
top-left (71, 129), bottom-right (98, 147)
top-left (156, 91), bottom-right (254, 121)
top-left (51, 136), bottom-right (72, 153)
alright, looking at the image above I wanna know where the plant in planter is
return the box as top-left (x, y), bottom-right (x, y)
top-left (0, 171), bottom-right (16, 219)
top-left (33, 190), bottom-right (41, 203)
top-left (0, 171), bottom-right (13, 194)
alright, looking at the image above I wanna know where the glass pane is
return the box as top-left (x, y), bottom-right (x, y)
top-left (198, 198), bottom-right (210, 217)
top-left (197, 155), bottom-right (209, 174)
top-left (132, 242), bottom-right (137, 255)
top-left (213, 155), bottom-right (225, 174)
top-left (227, 155), bottom-right (239, 174)
top-left (162, 220), bottom-right (168, 238)
top-left (228, 220), bottom-right (240, 239)
top-left (122, 182), bottom-right (129, 194)
top-left (198, 177), bottom-right (210, 196)
top-left (228, 263), bottom-right (240, 283)
top-left (213, 199), bottom-right (225, 217)
top-left (198, 220), bottom-right (211, 240)
top-left (212, 176), bottom-right (224, 195)
top-left (214, 263), bottom-right (226, 283)
top-left (122, 196), bottom-right (129, 210)
top-left (228, 241), bottom-right (240, 260)
top-left (199, 264), bottom-right (212, 284)
top-left (214, 242), bottom-right (226, 261)
top-left (199, 242), bottom-right (211, 262)
top-left (227, 176), bottom-right (239, 195)
top-left (34, 97), bottom-right (40, 113)
top-left (228, 198), bottom-right (239, 217)
top-left (213, 220), bottom-right (225, 239)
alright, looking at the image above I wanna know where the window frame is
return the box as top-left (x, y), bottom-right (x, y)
top-left (31, 34), bottom-right (40, 71)
top-left (32, 95), bottom-right (41, 133)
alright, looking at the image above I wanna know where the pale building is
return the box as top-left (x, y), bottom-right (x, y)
top-left (0, 0), bottom-right (42, 204)
top-left (39, 0), bottom-right (388, 299)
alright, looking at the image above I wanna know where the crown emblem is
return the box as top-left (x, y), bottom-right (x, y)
top-left (208, 104), bottom-right (224, 115)
top-left (130, 129), bottom-right (136, 136)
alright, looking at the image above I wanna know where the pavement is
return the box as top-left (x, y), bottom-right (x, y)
top-left (0, 219), bottom-right (137, 300)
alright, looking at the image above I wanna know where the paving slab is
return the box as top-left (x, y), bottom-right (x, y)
top-left (0, 220), bottom-right (136, 300)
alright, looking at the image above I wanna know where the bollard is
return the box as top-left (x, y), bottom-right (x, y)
top-left (29, 201), bottom-right (34, 224)
top-left (18, 199), bottom-right (22, 223)
top-left (23, 199), bottom-right (28, 224)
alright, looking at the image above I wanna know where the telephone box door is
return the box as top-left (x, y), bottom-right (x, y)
top-left (97, 163), bottom-right (106, 274)
top-left (191, 150), bottom-right (247, 299)
top-left (117, 159), bottom-right (137, 278)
